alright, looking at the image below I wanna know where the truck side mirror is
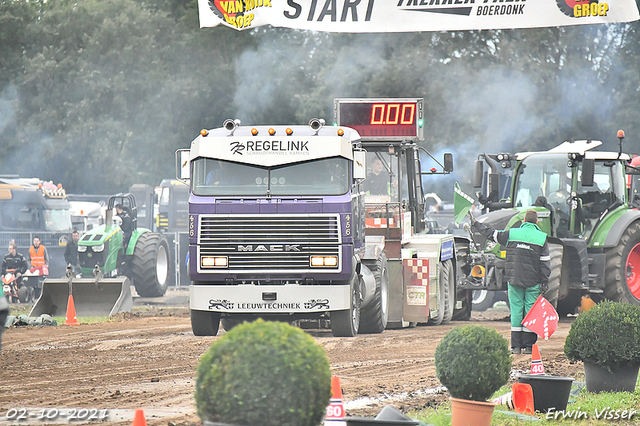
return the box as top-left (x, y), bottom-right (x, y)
top-left (353, 150), bottom-right (367, 180)
top-left (443, 153), bottom-right (453, 173)
top-left (489, 173), bottom-right (500, 202)
top-left (581, 158), bottom-right (595, 187)
top-left (474, 160), bottom-right (483, 188)
top-left (176, 149), bottom-right (191, 181)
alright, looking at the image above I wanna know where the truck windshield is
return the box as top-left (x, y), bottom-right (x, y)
top-left (191, 157), bottom-right (350, 196)
top-left (44, 209), bottom-right (73, 232)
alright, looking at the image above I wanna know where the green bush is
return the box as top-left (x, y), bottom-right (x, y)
top-left (435, 325), bottom-right (511, 402)
top-left (564, 301), bottom-right (640, 371)
top-left (195, 319), bottom-right (332, 426)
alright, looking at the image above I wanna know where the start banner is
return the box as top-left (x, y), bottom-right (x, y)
top-left (197, 0), bottom-right (640, 32)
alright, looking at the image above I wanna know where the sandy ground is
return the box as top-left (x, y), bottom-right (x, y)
top-left (0, 298), bottom-right (583, 426)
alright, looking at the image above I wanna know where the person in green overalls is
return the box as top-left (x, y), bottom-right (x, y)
top-left (472, 210), bottom-right (551, 354)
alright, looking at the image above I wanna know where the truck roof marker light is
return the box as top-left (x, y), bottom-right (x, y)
top-left (269, 128), bottom-right (276, 136)
top-left (337, 128), bottom-right (344, 136)
top-left (251, 128), bottom-right (259, 136)
top-left (430, 168), bottom-right (437, 173)
top-left (286, 128), bottom-right (293, 135)
top-left (200, 129), bottom-right (209, 137)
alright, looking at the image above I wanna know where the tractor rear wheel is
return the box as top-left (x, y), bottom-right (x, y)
top-left (360, 253), bottom-right (390, 334)
top-left (543, 244), bottom-right (562, 308)
top-left (604, 222), bottom-right (640, 305)
top-left (190, 309), bottom-right (220, 336)
top-left (131, 232), bottom-right (170, 297)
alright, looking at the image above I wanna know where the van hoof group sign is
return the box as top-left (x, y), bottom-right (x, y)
top-left (198, 0), bottom-right (639, 32)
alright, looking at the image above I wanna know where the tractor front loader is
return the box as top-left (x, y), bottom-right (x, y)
top-left (31, 194), bottom-right (171, 317)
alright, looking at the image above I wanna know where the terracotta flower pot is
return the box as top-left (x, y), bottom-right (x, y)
top-left (584, 361), bottom-right (640, 393)
top-left (450, 397), bottom-right (496, 426)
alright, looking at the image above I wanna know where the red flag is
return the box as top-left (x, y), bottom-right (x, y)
top-left (521, 295), bottom-right (558, 340)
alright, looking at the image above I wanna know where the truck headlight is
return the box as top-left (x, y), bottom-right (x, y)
top-left (92, 244), bottom-right (105, 253)
top-left (78, 245), bottom-right (87, 253)
top-left (201, 256), bottom-right (228, 268)
top-left (310, 256), bottom-right (338, 267)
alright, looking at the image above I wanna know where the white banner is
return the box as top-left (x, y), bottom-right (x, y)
top-left (197, 0), bottom-right (640, 32)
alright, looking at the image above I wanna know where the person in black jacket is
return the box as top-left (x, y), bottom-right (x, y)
top-left (64, 229), bottom-right (80, 274)
top-left (2, 243), bottom-right (29, 282)
top-left (115, 204), bottom-right (133, 245)
top-left (471, 209), bottom-right (551, 354)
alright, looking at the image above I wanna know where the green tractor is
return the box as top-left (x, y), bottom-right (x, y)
top-left (457, 133), bottom-right (640, 316)
top-left (31, 194), bottom-right (171, 317)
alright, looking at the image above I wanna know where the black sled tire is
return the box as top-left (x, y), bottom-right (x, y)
top-left (331, 273), bottom-right (361, 337)
top-left (360, 253), bottom-right (390, 334)
top-left (452, 289), bottom-right (472, 321)
top-left (604, 221), bottom-right (640, 305)
top-left (190, 309), bottom-right (221, 336)
top-left (131, 232), bottom-right (171, 297)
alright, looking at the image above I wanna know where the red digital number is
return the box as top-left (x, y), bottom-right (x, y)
top-left (370, 103), bottom-right (415, 125)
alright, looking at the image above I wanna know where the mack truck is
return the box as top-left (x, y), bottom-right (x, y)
top-left (178, 98), bottom-right (471, 337)
top-left (458, 132), bottom-right (640, 316)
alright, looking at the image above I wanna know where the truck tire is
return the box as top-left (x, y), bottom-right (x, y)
top-left (427, 261), bottom-right (448, 326)
top-left (543, 244), bottom-right (562, 308)
top-left (131, 232), bottom-right (170, 297)
top-left (441, 259), bottom-right (455, 324)
top-left (359, 253), bottom-right (390, 334)
top-left (221, 316), bottom-right (245, 331)
top-left (604, 221), bottom-right (640, 305)
top-left (190, 309), bottom-right (220, 336)
top-left (331, 272), bottom-right (361, 337)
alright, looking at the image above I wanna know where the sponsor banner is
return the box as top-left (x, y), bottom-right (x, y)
top-left (198, 0), bottom-right (639, 32)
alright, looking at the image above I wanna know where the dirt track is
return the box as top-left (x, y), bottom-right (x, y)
top-left (0, 302), bottom-right (582, 426)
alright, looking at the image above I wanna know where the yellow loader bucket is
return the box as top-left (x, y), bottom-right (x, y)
top-left (30, 270), bottom-right (133, 318)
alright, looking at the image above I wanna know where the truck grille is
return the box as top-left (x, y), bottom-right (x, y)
top-left (198, 214), bottom-right (341, 272)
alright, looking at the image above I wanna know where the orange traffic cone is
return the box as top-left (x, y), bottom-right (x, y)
top-left (324, 376), bottom-right (346, 425)
top-left (530, 343), bottom-right (545, 375)
top-left (132, 409), bottom-right (147, 426)
top-left (64, 295), bottom-right (79, 325)
top-left (492, 383), bottom-right (534, 414)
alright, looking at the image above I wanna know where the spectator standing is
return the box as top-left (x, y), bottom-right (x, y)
top-left (2, 243), bottom-right (29, 279)
top-left (471, 210), bottom-right (550, 354)
top-left (28, 236), bottom-right (50, 275)
top-left (65, 229), bottom-right (81, 274)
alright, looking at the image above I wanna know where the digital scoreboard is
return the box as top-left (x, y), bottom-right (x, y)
top-left (334, 98), bottom-right (424, 141)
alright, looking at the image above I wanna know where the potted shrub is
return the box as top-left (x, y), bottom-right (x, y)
top-left (564, 300), bottom-right (640, 393)
top-left (195, 319), bottom-right (332, 426)
top-left (435, 325), bottom-right (511, 426)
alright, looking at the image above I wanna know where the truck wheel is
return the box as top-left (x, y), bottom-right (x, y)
top-left (543, 244), bottom-right (562, 308)
top-left (131, 232), bottom-right (170, 297)
top-left (331, 273), bottom-right (361, 337)
top-left (427, 261), bottom-right (448, 326)
top-left (441, 260), bottom-right (455, 324)
top-left (452, 289), bottom-right (472, 321)
top-left (360, 253), bottom-right (390, 334)
top-left (604, 221), bottom-right (640, 305)
top-left (221, 317), bottom-right (245, 331)
top-left (190, 309), bottom-right (221, 336)
top-left (472, 290), bottom-right (496, 311)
